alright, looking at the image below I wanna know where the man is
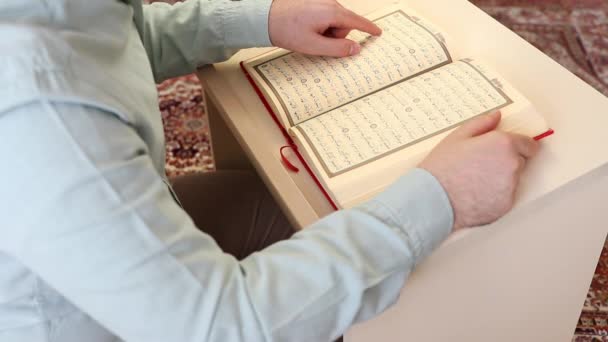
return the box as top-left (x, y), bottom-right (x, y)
top-left (0, 0), bottom-right (538, 341)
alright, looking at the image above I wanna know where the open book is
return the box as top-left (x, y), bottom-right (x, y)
top-left (241, 4), bottom-right (552, 209)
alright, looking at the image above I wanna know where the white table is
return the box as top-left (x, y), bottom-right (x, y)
top-left (197, 0), bottom-right (608, 340)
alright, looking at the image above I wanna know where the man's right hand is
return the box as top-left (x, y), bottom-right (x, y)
top-left (419, 111), bottom-right (540, 232)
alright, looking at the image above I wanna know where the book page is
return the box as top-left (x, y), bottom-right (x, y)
top-left (249, 9), bottom-right (452, 127)
top-left (293, 60), bottom-right (515, 177)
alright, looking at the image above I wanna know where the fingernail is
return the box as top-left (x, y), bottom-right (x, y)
top-left (349, 43), bottom-right (361, 56)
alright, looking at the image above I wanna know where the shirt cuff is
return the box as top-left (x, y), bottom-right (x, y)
top-left (223, 0), bottom-right (274, 48)
top-left (358, 168), bottom-right (454, 265)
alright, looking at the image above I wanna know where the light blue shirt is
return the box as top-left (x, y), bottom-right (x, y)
top-left (0, 1), bottom-right (454, 341)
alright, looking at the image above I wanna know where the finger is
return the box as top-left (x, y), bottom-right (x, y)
top-left (325, 27), bottom-right (352, 39)
top-left (510, 133), bottom-right (540, 159)
top-left (449, 111), bottom-right (502, 139)
top-left (517, 155), bottom-right (527, 173)
top-left (305, 35), bottom-right (361, 57)
top-left (334, 7), bottom-right (382, 36)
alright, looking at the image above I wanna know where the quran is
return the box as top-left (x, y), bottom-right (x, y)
top-left (241, 4), bottom-right (552, 209)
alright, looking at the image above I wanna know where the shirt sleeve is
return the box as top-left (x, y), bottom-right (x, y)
top-left (0, 101), bottom-right (453, 342)
top-left (140, 0), bottom-right (273, 82)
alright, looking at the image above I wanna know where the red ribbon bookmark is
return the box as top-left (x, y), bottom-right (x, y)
top-left (280, 145), bottom-right (300, 172)
top-left (534, 129), bottom-right (555, 141)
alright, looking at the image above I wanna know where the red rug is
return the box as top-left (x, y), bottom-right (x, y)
top-left (153, 0), bottom-right (608, 340)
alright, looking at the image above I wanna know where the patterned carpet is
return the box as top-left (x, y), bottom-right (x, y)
top-left (153, 0), bottom-right (608, 340)
top-left (157, 73), bottom-right (214, 177)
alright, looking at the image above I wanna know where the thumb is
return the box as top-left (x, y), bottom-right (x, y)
top-left (449, 111), bottom-right (502, 139)
top-left (307, 36), bottom-right (361, 57)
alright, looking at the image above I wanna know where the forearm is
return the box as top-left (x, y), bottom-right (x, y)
top-left (243, 170), bottom-right (453, 340)
top-left (141, 0), bottom-right (273, 82)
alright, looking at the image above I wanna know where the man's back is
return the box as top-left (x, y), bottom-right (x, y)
top-left (0, 1), bottom-right (165, 340)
